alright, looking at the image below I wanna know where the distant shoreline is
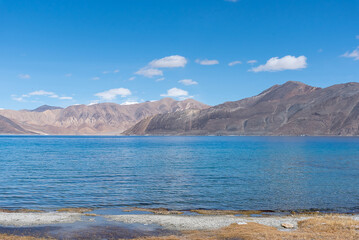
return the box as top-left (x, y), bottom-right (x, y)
top-left (1, 134), bottom-right (359, 137)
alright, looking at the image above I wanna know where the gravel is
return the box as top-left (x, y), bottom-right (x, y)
top-left (0, 212), bottom-right (83, 226)
top-left (104, 214), bottom-right (315, 230)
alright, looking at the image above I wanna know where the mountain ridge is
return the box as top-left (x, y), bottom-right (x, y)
top-left (124, 81), bottom-right (359, 136)
top-left (0, 98), bottom-right (209, 135)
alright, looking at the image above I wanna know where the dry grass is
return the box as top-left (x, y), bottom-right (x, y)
top-left (123, 207), bottom-right (184, 215)
top-left (129, 216), bottom-right (359, 240)
top-left (0, 209), bottom-right (44, 213)
top-left (0, 234), bottom-right (51, 240)
top-left (56, 207), bottom-right (93, 213)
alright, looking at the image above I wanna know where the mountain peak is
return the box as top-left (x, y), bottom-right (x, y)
top-left (31, 105), bottom-right (63, 112)
top-left (258, 81), bottom-right (320, 102)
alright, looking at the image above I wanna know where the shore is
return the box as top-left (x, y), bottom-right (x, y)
top-left (0, 208), bottom-right (358, 239)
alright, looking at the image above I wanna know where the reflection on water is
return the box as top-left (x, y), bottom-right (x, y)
top-left (0, 136), bottom-right (358, 212)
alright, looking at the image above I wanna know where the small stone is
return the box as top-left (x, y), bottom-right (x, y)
top-left (237, 222), bottom-right (247, 225)
top-left (281, 223), bottom-right (294, 229)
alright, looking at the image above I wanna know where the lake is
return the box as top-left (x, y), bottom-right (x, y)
top-left (0, 136), bottom-right (358, 213)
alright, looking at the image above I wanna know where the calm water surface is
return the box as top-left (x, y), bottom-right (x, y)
top-left (0, 136), bottom-right (358, 212)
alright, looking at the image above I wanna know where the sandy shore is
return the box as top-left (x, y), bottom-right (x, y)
top-left (0, 212), bottom-right (83, 226)
top-left (0, 210), bottom-right (358, 239)
top-left (105, 214), bottom-right (359, 231)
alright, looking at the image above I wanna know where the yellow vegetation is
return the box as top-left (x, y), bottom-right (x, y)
top-left (130, 216), bottom-right (359, 240)
top-left (56, 207), bottom-right (93, 213)
top-left (0, 234), bottom-right (51, 240)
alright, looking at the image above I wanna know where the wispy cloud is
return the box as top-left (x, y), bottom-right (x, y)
top-left (156, 77), bottom-right (165, 82)
top-left (92, 77), bottom-right (100, 80)
top-left (59, 96), bottom-right (73, 100)
top-left (95, 88), bottom-right (131, 101)
top-left (247, 60), bottom-right (257, 64)
top-left (135, 67), bottom-right (163, 78)
top-left (129, 76), bottom-right (136, 81)
top-left (103, 69), bottom-right (119, 74)
top-left (12, 90), bottom-right (72, 102)
top-left (149, 55), bottom-right (187, 68)
top-left (341, 47), bottom-right (359, 60)
top-left (356, 35), bottom-right (359, 40)
top-left (136, 55), bottom-right (187, 78)
top-left (195, 59), bottom-right (219, 65)
top-left (18, 74), bottom-right (31, 79)
top-left (161, 88), bottom-right (189, 98)
top-left (250, 55), bottom-right (307, 72)
top-left (28, 90), bottom-right (57, 97)
top-left (225, 0), bottom-right (239, 2)
top-left (228, 60), bottom-right (242, 66)
top-left (65, 73), bottom-right (72, 77)
top-left (179, 79), bottom-right (198, 86)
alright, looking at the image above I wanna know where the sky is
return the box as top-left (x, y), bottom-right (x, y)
top-left (0, 0), bottom-right (358, 110)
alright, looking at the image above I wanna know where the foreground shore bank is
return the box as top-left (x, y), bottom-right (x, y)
top-left (0, 208), bottom-right (358, 239)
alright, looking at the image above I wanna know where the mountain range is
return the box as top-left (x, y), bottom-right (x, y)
top-left (0, 98), bottom-right (208, 135)
top-left (1, 81), bottom-right (359, 136)
top-left (125, 81), bottom-right (359, 136)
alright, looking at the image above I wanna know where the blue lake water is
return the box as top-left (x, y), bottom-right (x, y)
top-left (0, 136), bottom-right (358, 212)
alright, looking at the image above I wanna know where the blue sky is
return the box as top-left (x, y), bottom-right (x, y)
top-left (0, 0), bottom-right (358, 110)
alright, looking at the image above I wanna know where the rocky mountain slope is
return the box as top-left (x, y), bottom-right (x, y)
top-left (124, 81), bottom-right (359, 136)
top-left (0, 98), bottom-right (208, 135)
top-left (0, 115), bottom-right (34, 134)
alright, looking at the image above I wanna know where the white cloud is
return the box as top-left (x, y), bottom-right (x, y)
top-left (136, 55), bottom-right (187, 78)
top-left (179, 79), bottom-right (198, 85)
top-left (228, 60), bottom-right (242, 66)
top-left (12, 96), bottom-right (24, 102)
top-left (103, 69), bottom-right (119, 74)
top-left (121, 101), bottom-right (139, 105)
top-left (59, 96), bottom-right (73, 100)
top-left (156, 77), bottom-right (165, 82)
top-left (28, 90), bottom-right (56, 97)
top-left (129, 76), bottom-right (136, 81)
top-left (92, 77), bottom-right (100, 80)
top-left (150, 55), bottom-right (187, 68)
top-left (18, 74), bottom-right (31, 79)
top-left (65, 73), bottom-right (72, 77)
top-left (88, 100), bottom-right (99, 106)
top-left (195, 59), bottom-right (219, 65)
top-left (247, 60), bottom-right (257, 64)
top-left (135, 67), bottom-right (163, 78)
top-left (250, 55), bottom-right (307, 72)
top-left (341, 47), bottom-right (359, 60)
top-left (95, 88), bottom-right (131, 101)
top-left (161, 88), bottom-right (188, 97)
top-left (12, 90), bottom-right (72, 101)
top-left (356, 35), bottom-right (359, 40)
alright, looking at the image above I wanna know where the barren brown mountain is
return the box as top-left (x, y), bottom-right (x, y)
top-left (0, 98), bottom-right (208, 135)
top-left (0, 115), bottom-right (34, 134)
top-left (124, 81), bottom-right (359, 136)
